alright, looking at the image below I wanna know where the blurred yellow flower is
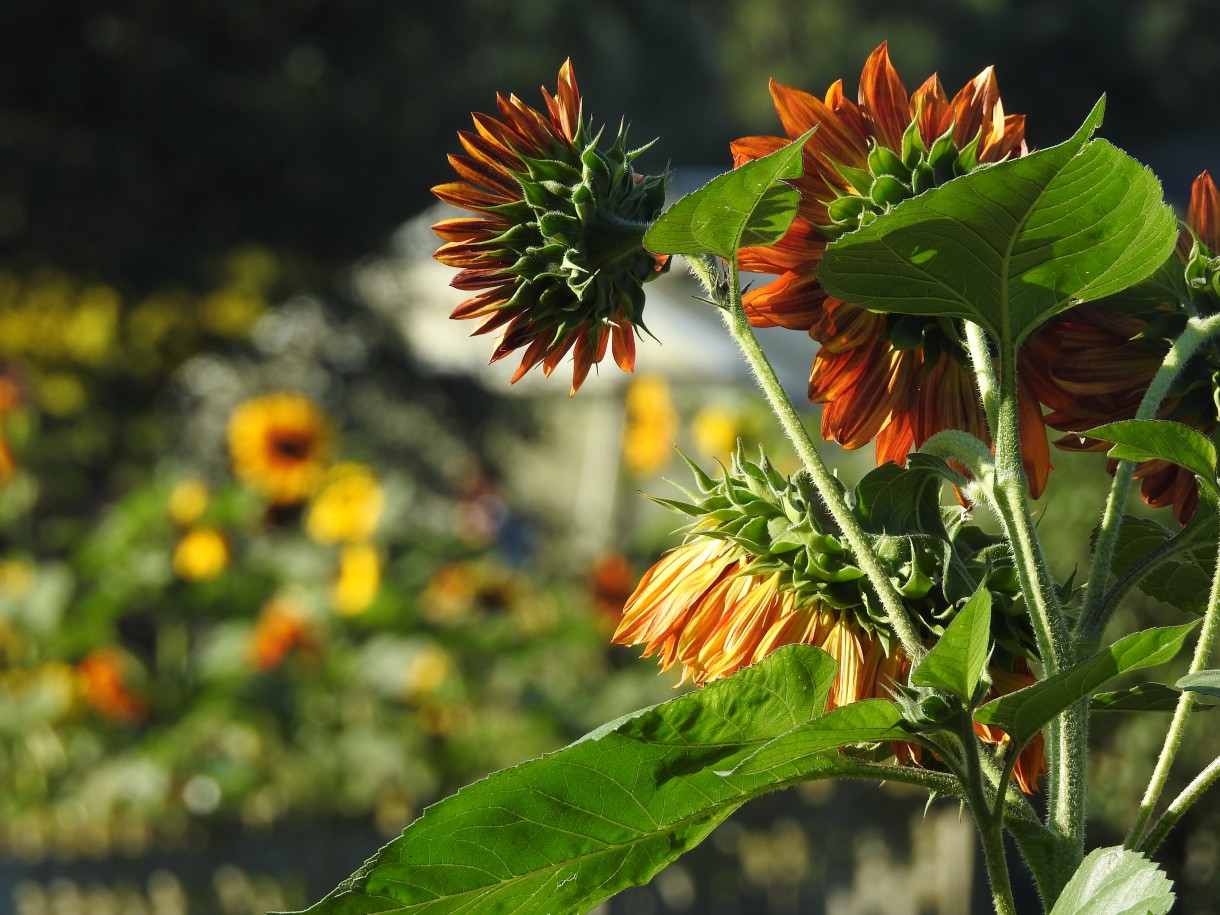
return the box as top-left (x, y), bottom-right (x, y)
top-left (402, 646), bottom-right (453, 702)
top-left (621, 375), bottom-right (677, 476)
top-left (331, 542), bottom-right (381, 617)
top-left (228, 392), bottom-right (334, 504)
top-left (167, 478), bottom-right (210, 528)
top-left (691, 405), bottom-right (740, 460)
top-left (173, 526), bottom-right (229, 581)
top-left (305, 463), bottom-right (385, 544)
top-left (0, 558), bottom-right (32, 600)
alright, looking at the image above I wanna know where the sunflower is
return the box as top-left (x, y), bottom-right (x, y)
top-left (173, 526), bottom-right (229, 581)
top-left (331, 542), bottom-right (381, 617)
top-left (730, 43), bottom-right (1051, 494)
top-left (1028, 171), bottom-right (1220, 523)
top-left (433, 60), bottom-right (670, 395)
top-left (228, 392), bottom-right (334, 504)
top-left (305, 462), bottom-right (385, 544)
top-left (612, 449), bottom-right (1045, 791)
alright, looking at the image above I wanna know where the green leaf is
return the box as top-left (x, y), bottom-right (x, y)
top-left (850, 454), bottom-right (955, 539)
top-left (1090, 683), bottom-right (1185, 712)
top-left (1104, 506), bottom-right (1218, 615)
top-left (974, 624), bottom-right (1197, 749)
top-left (285, 646), bottom-right (854, 915)
top-left (1178, 669), bottom-right (1220, 699)
top-left (1048, 846), bottom-right (1175, 915)
top-left (644, 128), bottom-right (816, 259)
top-left (817, 98), bottom-right (1179, 349)
top-left (1083, 419), bottom-right (1218, 493)
top-left (911, 586), bottom-right (992, 703)
top-left (724, 699), bottom-right (909, 779)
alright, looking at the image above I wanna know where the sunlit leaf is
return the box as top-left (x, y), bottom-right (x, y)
top-left (818, 98), bottom-right (1178, 349)
top-left (912, 586), bottom-right (992, 703)
top-left (1048, 846), bottom-right (1174, 915)
top-left (724, 699), bottom-right (909, 779)
top-left (284, 645), bottom-right (863, 915)
top-left (974, 624), bottom-right (1197, 749)
top-left (644, 128), bottom-right (816, 259)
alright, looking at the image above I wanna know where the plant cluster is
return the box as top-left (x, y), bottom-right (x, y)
top-left (295, 46), bottom-right (1220, 914)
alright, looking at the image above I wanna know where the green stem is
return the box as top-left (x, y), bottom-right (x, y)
top-left (719, 258), bottom-right (926, 662)
top-left (965, 321), bottom-right (999, 432)
top-left (1138, 754), bottom-right (1220, 855)
top-left (955, 716), bottom-right (1017, 915)
top-left (969, 333), bottom-right (1080, 889)
top-left (1126, 531), bottom-right (1220, 849)
top-left (1077, 311), bottom-right (1220, 646)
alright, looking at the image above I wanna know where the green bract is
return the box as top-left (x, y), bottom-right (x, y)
top-left (497, 125), bottom-right (670, 334)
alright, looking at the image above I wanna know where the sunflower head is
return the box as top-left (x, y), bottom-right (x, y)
top-left (433, 60), bottom-right (671, 394)
top-left (228, 392), bottom-right (334, 505)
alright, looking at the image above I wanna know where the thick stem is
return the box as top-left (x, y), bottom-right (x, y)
top-left (1126, 532), bottom-right (1220, 849)
top-left (719, 259), bottom-right (926, 661)
top-left (1077, 311), bottom-right (1220, 646)
top-left (971, 335), bottom-right (1081, 889)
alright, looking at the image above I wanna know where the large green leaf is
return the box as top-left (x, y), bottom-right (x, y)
top-left (850, 454), bottom-right (955, 539)
top-left (911, 586), bottom-right (992, 703)
top-left (285, 646), bottom-right (868, 915)
top-left (1105, 508), bottom-right (1218, 615)
top-left (725, 699), bottom-right (909, 779)
top-left (1048, 847), bottom-right (1174, 915)
top-left (644, 128), bottom-right (815, 259)
top-left (817, 99), bottom-right (1178, 348)
top-left (974, 624), bottom-right (1196, 749)
top-left (1084, 420), bottom-right (1218, 493)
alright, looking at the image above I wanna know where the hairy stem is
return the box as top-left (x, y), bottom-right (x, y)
top-left (1126, 532), bottom-right (1220, 849)
top-left (1077, 311), bottom-right (1220, 646)
top-left (718, 259), bottom-right (926, 661)
top-left (1138, 754), bottom-right (1220, 856)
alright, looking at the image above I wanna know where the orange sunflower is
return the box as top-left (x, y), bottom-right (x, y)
top-left (433, 60), bottom-right (670, 395)
top-left (1028, 171), bottom-right (1220, 523)
top-left (613, 449), bottom-right (1045, 791)
top-left (228, 391), bottom-right (334, 505)
top-left (730, 43), bottom-right (1051, 495)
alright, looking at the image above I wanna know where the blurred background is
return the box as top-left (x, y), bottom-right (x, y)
top-left (1, 1), bottom-right (1218, 913)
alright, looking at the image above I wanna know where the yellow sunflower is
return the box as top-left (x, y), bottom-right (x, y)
top-left (305, 462), bottom-right (385, 544)
top-left (331, 542), bottom-right (381, 617)
top-left (228, 392), bottom-right (334, 504)
top-left (172, 526), bottom-right (229, 581)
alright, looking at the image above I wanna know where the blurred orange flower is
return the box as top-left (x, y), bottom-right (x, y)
top-left (78, 648), bottom-right (147, 724)
top-left (250, 597), bottom-right (319, 671)
top-left (228, 392), bottom-right (333, 504)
